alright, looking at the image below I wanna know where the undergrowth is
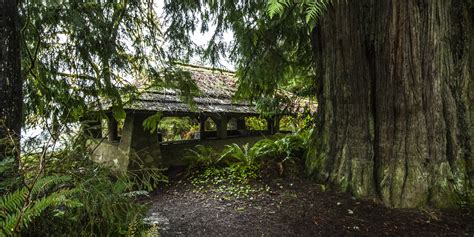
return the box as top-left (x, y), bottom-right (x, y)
top-left (190, 165), bottom-right (266, 199)
top-left (0, 130), bottom-right (167, 236)
top-left (185, 130), bottom-right (310, 200)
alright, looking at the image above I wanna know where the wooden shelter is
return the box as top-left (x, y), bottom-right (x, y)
top-left (89, 65), bottom-right (315, 170)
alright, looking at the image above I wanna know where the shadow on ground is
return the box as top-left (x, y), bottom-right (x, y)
top-left (145, 169), bottom-right (473, 237)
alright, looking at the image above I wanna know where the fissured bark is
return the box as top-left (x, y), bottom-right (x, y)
top-left (0, 0), bottom-right (22, 160)
top-left (307, 0), bottom-right (473, 208)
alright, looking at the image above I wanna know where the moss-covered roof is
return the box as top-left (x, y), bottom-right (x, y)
top-left (125, 64), bottom-right (316, 115)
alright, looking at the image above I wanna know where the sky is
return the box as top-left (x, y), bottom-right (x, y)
top-left (22, 1), bottom-right (236, 145)
top-left (156, 1), bottom-right (235, 70)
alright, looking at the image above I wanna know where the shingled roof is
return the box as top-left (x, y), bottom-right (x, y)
top-left (125, 65), bottom-right (316, 115)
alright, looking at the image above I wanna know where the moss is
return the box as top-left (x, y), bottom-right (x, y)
top-left (430, 185), bottom-right (461, 208)
top-left (405, 166), bottom-right (429, 208)
top-left (305, 147), bottom-right (328, 179)
top-left (305, 126), bottom-right (330, 179)
top-left (334, 145), bottom-right (349, 191)
top-left (391, 162), bottom-right (406, 206)
top-left (350, 158), bottom-right (374, 197)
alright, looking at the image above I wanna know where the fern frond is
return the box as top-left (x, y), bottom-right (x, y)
top-left (267, 0), bottom-right (291, 18)
top-left (1, 211), bottom-right (19, 236)
top-left (21, 189), bottom-right (70, 227)
top-left (0, 175), bottom-right (73, 236)
top-left (0, 157), bottom-right (15, 174)
top-left (305, 0), bottom-right (330, 23)
top-left (30, 175), bottom-right (72, 196)
top-left (0, 187), bottom-right (28, 215)
top-left (185, 145), bottom-right (221, 167)
top-left (142, 112), bottom-right (162, 133)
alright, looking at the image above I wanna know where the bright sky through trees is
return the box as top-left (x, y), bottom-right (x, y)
top-left (156, 1), bottom-right (235, 70)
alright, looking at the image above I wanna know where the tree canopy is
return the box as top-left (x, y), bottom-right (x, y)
top-left (163, 0), bottom-right (329, 101)
top-left (165, 0), bottom-right (474, 208)
top-left (21, 0), bottom-right (167, 125)
top-left (1, 1), bottom-right (474, 235)
top-left (3, 0), bottom-right (472, 226)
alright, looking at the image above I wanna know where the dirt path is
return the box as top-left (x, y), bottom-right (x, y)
top-left (145, 175), bottom-right (473, 236)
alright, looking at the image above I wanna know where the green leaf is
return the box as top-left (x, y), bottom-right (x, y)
top-left (142, 112), bottom-right (162, 133)
top-left (305, 0), bottom-right (330, 23)
top-left (267, 0), bottom-right (291, 18)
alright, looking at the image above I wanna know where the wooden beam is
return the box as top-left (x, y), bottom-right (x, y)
top-left (274, 115), bottom-right (281, 133)
top-left (107, 115), bottom-right (118, 142)
top-left (237, 117), bottom-right (246, 130)
top-left (199, 115), bottom-right (207, 139)
top-left (267, 117), bottom-right (276, 135)
top-left (214, 115), bottom-right (228, 139)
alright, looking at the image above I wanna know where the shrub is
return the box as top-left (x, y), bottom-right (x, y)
top-left (185, 145), bottom-right (223, 168)
top-left (251, 129), bottom-right (311, 163)
top-left (1, 133), bottom-right (167, 236)
top-left (186, 129), bottom-right (312, 172)
top-left (24, 157), bottom-right (167, 236)
top-left (0, 157), bottom-right (76, 236)
top-left (220, 143), bottom-right (258, 167)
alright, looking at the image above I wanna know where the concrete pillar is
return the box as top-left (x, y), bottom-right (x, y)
top-left (119, 113), bottom-right (162, 169)
top-left (107, 115), bottom-right (118, 142)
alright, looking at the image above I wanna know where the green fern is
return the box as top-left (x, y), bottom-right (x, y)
top-left (251, 138), bottom-right (280, 158)
top-left (17, 189), bottom-right (72, 230)
top-left (69, 171), bottom-right (149, 236)
top-left (217, 140), bottom-right (266, 165)
top-left (29, 175), bottom-right (71, 196)
top-left (143, 112), bottom-right (163, 133)
top-left (0, 157), bottom-right (15, 174)
top-left (267, 0), bottom-right (331, 23)
top-left (305, 0), bottom-right (331, 23)
top-left (0, 187), bottom-right (29, 215)
top-left (221, 143), bottom-right (257, 166)
top-left (267, 0), bottom-right (291, 18)
top-left (126, 214), bottom-right (140, 236)
top-left (0, 175), bottom-right (73, 236)
top-left (185, 145), bottom-right (222, 168)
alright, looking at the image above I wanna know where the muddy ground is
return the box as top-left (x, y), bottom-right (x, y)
top-left (145, 168), bottom-right (473, 237)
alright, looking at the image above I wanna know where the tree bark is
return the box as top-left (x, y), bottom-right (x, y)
top-left (307, 0), bottom-right (474, 208)
top-left (0, 0), bottom-right (22, 161)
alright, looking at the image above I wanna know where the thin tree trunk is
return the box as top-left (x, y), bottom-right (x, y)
top-left (0, 0), bottom-right (22, 161)
top-left (307, 0), bottom-right (474, 208)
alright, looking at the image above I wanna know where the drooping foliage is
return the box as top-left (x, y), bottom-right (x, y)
top-left (0, 169), bottom-right (74, 236)
top-left (20, 0), bottom-right (167, 125)
top-left (164, 1), bottom-right (474, 209)
top-left (1, 126), bottom-right (167, 235)
top-left (18, 0), bottom-right (326, 128)
top-left (163, 0), bottom-right (329, 103)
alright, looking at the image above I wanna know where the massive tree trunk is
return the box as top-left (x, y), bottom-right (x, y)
top-left (307, 0), bottom-right (474, 208)
top-left (0, 0), bottom-right (22, 160)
